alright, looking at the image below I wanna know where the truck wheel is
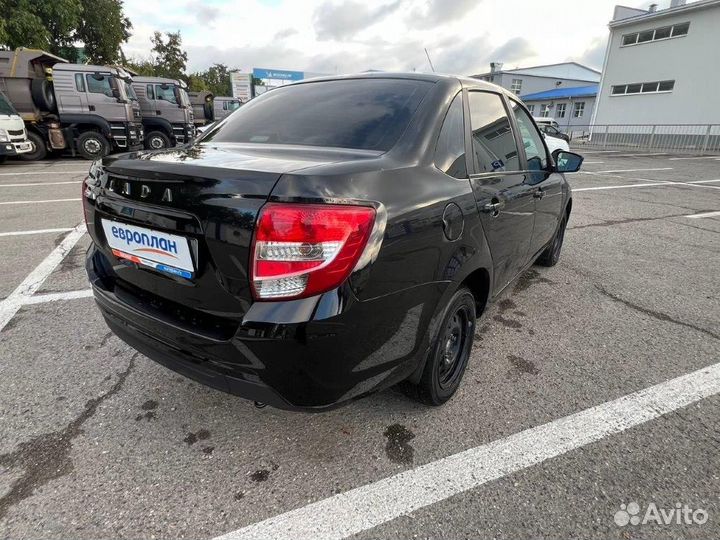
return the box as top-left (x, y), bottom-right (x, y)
top-left (77, 131), bottom-right (110, 160)
top-left (145, 131), bottom-right (171, 150)
top-left (411, 286), bottom-right (476, 406)
top-left (20, 131), bottom-right (48, 161)
top-left (31, 79), bottom-right (57, 113)
top-left (536, 215), bottom-right (567, 267)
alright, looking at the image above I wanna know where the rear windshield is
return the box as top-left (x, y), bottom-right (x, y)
top-left (203, 78), bottom-right (433, 151)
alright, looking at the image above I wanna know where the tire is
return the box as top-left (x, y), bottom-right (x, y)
top-left (203, 102), bottom-right (214, 122)
top-left (20, 131), bottom-right (48, 161)
top-left (76, 131), bottom-right (110, 160)
top-left (30, 79), bottom-right (56, 112)
top-left (412, 286), bottom-right (477, 406)
top-left (145, 131), bottom-right (171, 150)
top-left (536, 215), bottom-right (567, 267)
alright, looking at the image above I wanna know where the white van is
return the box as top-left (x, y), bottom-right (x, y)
top-left (0, 91), bottom-right (32, 163)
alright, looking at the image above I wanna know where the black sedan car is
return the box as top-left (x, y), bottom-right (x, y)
top-left (83, 73), bottom-right (582, 411)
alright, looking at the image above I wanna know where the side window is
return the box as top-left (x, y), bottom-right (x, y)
top-left (85, 74), bottom-right (113, 97)
top-left (467, 92), bottom-right (520, 173)
top-left (146, 84), bottom-right (155, 99)
top-left (74, 73), bottom-right (86, 92)
top-left (155, 85), bottom-right (177, 104)
top-left (509, 100), bottom-right (548, 172)
top-left (434, 92), bottom-right (467, 179)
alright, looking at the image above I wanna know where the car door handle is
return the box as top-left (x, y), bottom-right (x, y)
top-left (533, 188), bottom-right (545, 199)
top-left (482, 200), bottom-right (504, 216)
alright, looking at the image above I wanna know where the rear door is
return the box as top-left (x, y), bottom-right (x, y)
top-left (466, 90), bottom-right (535, 295)
top-left (507, 98), bottom-right (564, 258)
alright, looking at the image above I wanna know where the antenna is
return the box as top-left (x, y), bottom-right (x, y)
top-left (424, 48), bottom-right (436, 73)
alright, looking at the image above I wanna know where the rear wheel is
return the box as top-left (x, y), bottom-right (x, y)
top-left (145, 131), bottom-right (171, 150)
top-left (20, 131), bottom-right (48, 161)
top-left (411, 287), bottom-right (476, 406)
top-left (77, 131), bottom-right (110, 160)
top-left (536, 215), bottom-right (567, 267)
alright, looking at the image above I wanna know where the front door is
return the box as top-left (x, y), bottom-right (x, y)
top-left (84, 72), bottom-right (125, 121)
top-left (466, 91), bottom-right (536, 296)
top-left (507, 99), bottom-right (564, 258)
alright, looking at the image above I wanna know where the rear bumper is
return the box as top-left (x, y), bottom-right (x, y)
top-left (0, 140), bottom-right (32, 156)
top-left (87, 245), bottom-right (442, 411)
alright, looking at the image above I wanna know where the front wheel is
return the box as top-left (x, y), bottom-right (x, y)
top-left (77, 131), bottom-right (110, 160)
top-left (145, 131), bottom-right (171, 150)
top-left (20, 131), bottom-right (48, 161)
top-left (412, 287), bottom-right (477, 406)
top-left (536, 215), bottom-right (567, 267)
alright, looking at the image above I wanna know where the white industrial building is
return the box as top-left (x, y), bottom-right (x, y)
top-left (592, 0), bottom-right (720, 126)
top-left (471, 62), bottom-right (600, 99)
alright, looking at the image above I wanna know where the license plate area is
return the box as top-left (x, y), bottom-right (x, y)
top-left (101, 219), bottom-right (195, 279)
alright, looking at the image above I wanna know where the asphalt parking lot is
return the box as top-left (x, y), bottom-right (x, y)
top-left (1, 151), bottom-right (719, 539)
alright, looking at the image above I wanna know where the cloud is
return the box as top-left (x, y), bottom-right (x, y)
top-left (573, 37), bottom-right (607, 70)
top-left (274, 28), bottom-right (299, 40)
top-left (313, 0), bottom-right (402, 40)
top-left (186, 0), bottom-right (220, 25)
top-left (408, 0), bottom-right (481, 29)
top-left (488, 37), bottom-right (537, 66)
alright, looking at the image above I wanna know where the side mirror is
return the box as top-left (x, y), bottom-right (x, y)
top-left (552, 150), bottom-right (583, 173)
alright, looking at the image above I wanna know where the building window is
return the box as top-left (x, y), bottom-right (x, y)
top-left (611, 80), bottom-right (675, 95)
top-left (573, 102), bottom-right (585, 118)
top-left (510, 78), bottom-right (523, 95)
top-left (540, 104), bottom-right (551, 117)
top-left (527, 104), bottom-right (535, 114)
top-left (556, 103), bottom-right (566, 118)
top-left (621, 22), bottom-right (690, 46)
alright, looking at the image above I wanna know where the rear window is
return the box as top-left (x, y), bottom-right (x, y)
top-left (204, 79), bottom-right (433, 151)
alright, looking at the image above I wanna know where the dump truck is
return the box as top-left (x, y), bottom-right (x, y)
top-left (213, 96), bottom-right (242, 122)
top-left (131, 76), bottom-right (195, 150)
top-left (188, 91), bottom-right (214, 127)
top-left (0, 48), bottom-right (144, 160)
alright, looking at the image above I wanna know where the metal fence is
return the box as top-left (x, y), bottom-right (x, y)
top-left (566, 124), bottom-right (720, 154)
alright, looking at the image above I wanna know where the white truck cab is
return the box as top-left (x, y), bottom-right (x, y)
top-left (0, 91), bottom-right (32, 163)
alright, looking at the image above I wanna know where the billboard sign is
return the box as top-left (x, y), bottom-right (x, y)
top-left (230, 72), bottom-right (253, 102)
top-left (252, 68), bottom-right (305, 81)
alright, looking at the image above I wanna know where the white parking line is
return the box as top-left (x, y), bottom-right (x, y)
top-left (0, 198), bottom-right (80, 205)
top-left (0, 224), bottom-right (86, 332)
top-left (593, 168), bottom-right (673, 174)
top-left (0, 170), bottom-right (87, 176)
top-left (0, 181), bottom-right (80, 187)
top-left (0, 228), bottom-right (73, 237)
top-left (23, 289), bottom-right (94, 305)
top-left (574, 182), bottom-right (673, 192)
top-left (582, 161), bottom-right (604, 164)
top-left (685, 210), bottom-right (720, 219)
top-left (214, 361), bottom-right (720, 540)
top-left (573, 178), bottom-right (720, 192)
top-left (606, 153), bottom-right (669, 158)
top-left (668, 156), bottom-right (720, 161)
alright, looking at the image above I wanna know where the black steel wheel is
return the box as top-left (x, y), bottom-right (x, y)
top-left (537, 215), bottom-right (567, 267)
top-left (413, 286), bottom-right (476, 406)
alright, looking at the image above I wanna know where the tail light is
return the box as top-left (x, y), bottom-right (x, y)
top-left (251, 203), bottom-right (376, 300)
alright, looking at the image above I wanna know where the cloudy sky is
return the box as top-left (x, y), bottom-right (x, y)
top-left (121, 0), bottom-right (658, 75)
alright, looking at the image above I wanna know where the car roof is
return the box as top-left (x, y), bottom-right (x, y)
top-left (288, 71), bottom-right (518, 99)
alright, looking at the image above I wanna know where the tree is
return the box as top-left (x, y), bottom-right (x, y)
top-left (0, 0), bottom-right (131, 65)
top-left (188, 63), bottom-right (231, 96)
top-left (151, 31), bottom-right (187, 80)
top-left (77, 0), bottom-right (132, 64)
